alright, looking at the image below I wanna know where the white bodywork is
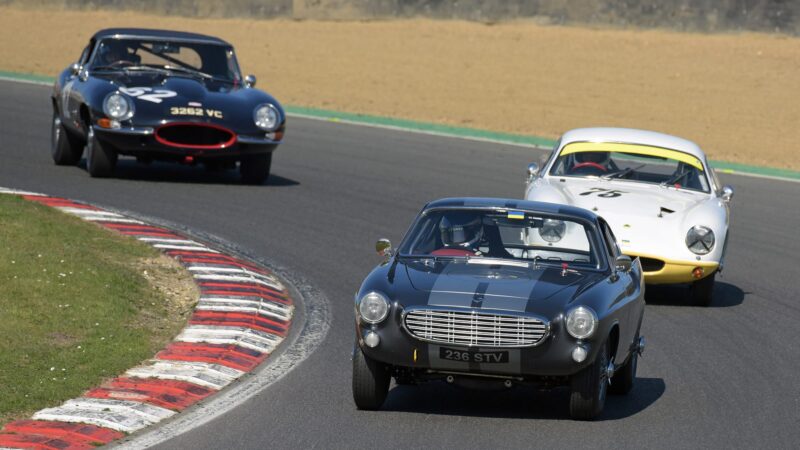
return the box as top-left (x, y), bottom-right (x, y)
top-left (525, 127), bottom-right (732, 283)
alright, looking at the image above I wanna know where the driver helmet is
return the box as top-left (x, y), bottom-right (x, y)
top-left (439, 212), bottom-right (483, 249)
top-left (97, 40), bottom-right (129, 65)
top-left (574, 151), bottom-right (610, 167)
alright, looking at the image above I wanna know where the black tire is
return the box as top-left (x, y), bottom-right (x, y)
top-left (85, 126), bottom-right (117, 178)
top-left (609, 345), bottom-right (637, 395)
top-left (691, 272), bottom-right (716, 307)
top-left (352, 345), bottom-right (390, 410)
top-left (239, 153), bottom-right (272, 184)
top-left (569, 339), bottom-right (609, 420)
top-left (50, 110), bottom-right (83, 165)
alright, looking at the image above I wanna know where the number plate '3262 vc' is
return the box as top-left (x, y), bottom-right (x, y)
top-left (439, 347), bottom-right (509, 363)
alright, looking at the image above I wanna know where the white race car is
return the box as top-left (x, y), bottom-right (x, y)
top-left (524, 128), bottom-right (733, 306)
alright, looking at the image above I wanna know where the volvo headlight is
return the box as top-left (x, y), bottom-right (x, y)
top-left (102, 92), bottom-right (133, 120)
top-left (686, 226), bottom-right (715, 255)
top-left (566, 306), bottom-right (598, 340)
top-left (358, 291), bottom-right (390, 324)
top-left (254, 104), bottom-right (280, 131)
top-left (539, 219), bottom-right (566, 243)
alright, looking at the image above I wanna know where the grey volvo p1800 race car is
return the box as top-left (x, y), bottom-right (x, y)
top-left (51, 28), bottom-right (285, 183)
top-left (352, 198), bottom-right (646, 420)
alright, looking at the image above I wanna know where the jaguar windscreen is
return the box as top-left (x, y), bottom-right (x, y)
top-left (550, 142), bottom-right (711, 192)
top-left (89, 38), bottom-right (242, 84)
top-left (399, 208), bottom-right (601, 269)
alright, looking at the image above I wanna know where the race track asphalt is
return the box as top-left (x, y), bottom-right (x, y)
top-left (1, 79), bottom-right (799, 449)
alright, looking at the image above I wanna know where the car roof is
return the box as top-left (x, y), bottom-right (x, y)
top-left (424, 197), bottom-right (599, 222)
top-left (92, 28), bottom-right (230, 46)
top-left (558, 127), bottom-right (706, 160)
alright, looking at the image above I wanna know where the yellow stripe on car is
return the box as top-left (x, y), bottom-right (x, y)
top-left (561, 142), bottom-right (704, 171)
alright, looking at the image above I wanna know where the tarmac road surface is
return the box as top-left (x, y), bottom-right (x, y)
top-left (1, 79), bottom-right (798, 449)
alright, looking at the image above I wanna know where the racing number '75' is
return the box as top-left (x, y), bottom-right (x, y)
top-left (579, 187), bottom-right (625, 198)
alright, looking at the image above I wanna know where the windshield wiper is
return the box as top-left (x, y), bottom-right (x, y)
top-left (161, 65), bottom-right (234, 84)
top-left (91, 65), bottom-right (127, 72)
top-left (111, 65), bottom-right (171, 75)
top-left (161, 65), bottom-right (212, 78)
top-left (467, 257), bottom-right (530, 268)
top-left (601, 164), bottom-right (645, 180)
top-left (660, 170), bottom-right (690, 187)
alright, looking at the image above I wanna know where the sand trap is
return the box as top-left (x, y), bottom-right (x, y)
top-left (1, 7), bottom-right (798, 170)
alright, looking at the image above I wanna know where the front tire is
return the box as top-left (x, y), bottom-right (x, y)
top-left (239, 153), bottom-right (272, 184)
top-left (570, 339), bottom-right (610, 420)
top-left (352, 345), bottom-right (390, 410)
top-left (85, 126), bottom-right (117, 178)
top-left (691, 272), bottom-right (716, 307)
top-left (51, 111), bottom-right (83, 165)
top-left (609, 345), bottom-right (638, 395)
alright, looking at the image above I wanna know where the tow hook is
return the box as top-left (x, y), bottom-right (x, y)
top-left (636, 336), bottom-right (646, 356)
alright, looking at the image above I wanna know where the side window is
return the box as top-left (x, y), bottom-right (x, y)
top-left (599, 219), bottom-right (620, 258)
top-left (78, 41), bottom-right (95, 65)
top-left (541, 138), bottom-right (561, 170)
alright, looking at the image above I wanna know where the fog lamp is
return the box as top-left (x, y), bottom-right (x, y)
top-left (572, 346), bottom-right (588, 363)
top-left (364, 331), bottom-right (380, 348)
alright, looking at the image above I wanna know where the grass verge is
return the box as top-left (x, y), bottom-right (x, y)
top-left (0, 195), bottom-right (197, 426)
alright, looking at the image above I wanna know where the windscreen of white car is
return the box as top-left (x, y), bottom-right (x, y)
top-left (549, 142), bottom-right (711, 193)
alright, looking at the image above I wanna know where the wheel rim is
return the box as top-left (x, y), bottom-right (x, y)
top-left (85, 127), bottom-right (94, 172)
top-left (51, 115), bottom-right (61, 156)
top-left (598, 347), bottom-right (609, 401)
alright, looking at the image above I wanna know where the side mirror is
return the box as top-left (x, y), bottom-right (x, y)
top-left (376, 238), bottom-right (393, 257)
top-left (527, 162), bottom-right (540, 181)
top-left (70, 63), bottom-right (80, 76)
top-left (614, 255), bottom-right (632, 273)
top-left (244, 74), bottom-right (257, 88)
top-left (721, 185), bottom-right (734, 202)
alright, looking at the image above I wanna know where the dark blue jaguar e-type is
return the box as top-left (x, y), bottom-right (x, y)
top-left (353, 198), bottom-right (646, 420)
top-left (51, 28), bottom-right (285, 183)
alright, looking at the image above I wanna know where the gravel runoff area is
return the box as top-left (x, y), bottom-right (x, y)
top-left (0, 7), bottom-right (798, 171)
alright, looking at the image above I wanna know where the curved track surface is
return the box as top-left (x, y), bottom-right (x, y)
top-left (2, 80), bottom-right (799, 448)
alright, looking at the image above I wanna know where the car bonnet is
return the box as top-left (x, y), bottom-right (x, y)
top-left (401, 258), bottom-right (603, 314)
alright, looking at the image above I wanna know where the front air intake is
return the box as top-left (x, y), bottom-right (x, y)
top-left (155, 123), bottom-right (236, 149)
top-left (639, 257), bottom-right (665, 272)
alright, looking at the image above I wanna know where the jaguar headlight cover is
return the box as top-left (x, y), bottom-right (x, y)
top-left (686, 225), bottom-right (715, 255)
top-left (566, 306), bottom-right (598, 340)
top-left (539, 219), bottom-right (566, 242)
top-left (254, 103), bottom-right (280, 131)
top-left (358, 291), bottom-right (390, 324)
top-left (102, 92), bottom-right (133, 120)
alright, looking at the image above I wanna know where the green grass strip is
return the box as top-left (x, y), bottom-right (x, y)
top-left (1, 70), bottom-right (798, 182)
top-left (285, 105), bottom-right (558, 147)
top-left (0, 195), bottom-right (189, 425)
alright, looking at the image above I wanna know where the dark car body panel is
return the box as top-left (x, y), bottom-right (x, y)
top-left (355, 198), bottom-right (645, 380)
top-left (52, 29), bottom-right (284, 163)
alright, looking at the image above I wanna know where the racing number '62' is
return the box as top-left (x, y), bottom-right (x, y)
top-left (579, 187), bottom-right (626, 198)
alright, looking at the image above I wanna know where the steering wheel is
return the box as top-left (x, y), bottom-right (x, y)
top-left (571, 162), bottom-right (608, 172)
